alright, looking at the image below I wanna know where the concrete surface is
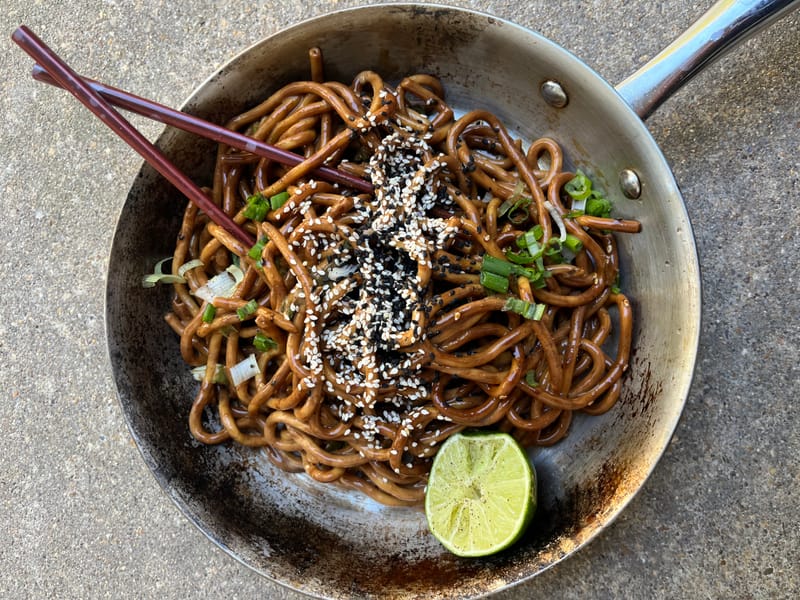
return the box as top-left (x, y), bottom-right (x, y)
top-left (1, 0), bottom-right (797, 598)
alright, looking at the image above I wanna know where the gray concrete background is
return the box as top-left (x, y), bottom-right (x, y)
top-left (1, 0), bottom-right (797, 598)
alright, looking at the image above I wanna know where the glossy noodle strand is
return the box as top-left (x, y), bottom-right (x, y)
top-left (162, 48), bottom-right (638, 507)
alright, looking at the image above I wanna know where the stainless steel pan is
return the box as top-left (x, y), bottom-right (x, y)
top-left (105, 1), bottom-right (798, 598)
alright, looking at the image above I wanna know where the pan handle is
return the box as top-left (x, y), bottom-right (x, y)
top-left (616, 0), bottom-right (799, 119)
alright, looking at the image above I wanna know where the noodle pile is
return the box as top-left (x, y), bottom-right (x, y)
top-left (162, 49), bottom-right (637, 506)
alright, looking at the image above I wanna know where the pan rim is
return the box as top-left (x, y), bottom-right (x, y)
top-left (104, 4), bottom-right (702, 598)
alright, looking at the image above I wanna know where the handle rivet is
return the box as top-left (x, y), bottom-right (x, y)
top-left (540, 80), bottom-right (568, 108)
top-left (619, 169), bottom-right (642, 199)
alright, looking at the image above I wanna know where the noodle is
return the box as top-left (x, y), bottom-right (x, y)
top-left (161, 48), bottom-right (637, 507)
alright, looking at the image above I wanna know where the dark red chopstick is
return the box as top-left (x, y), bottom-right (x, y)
top-left (12, 25), bottom-right (255, 247)
top-left (30, 64), bottom-right (373, 194)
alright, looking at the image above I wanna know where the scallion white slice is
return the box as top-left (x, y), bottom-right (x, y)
top-left (142, 257), bottom-right (186, 288)
top-left (328, 263), bottom-right (358, 281)
top-left (544, 200), bottom-right (567, 243)
top-left (229, 354), bottom-right (259, 387)
top-left (193, 264), bottom-right (245, 303)
top-left (190, 363), bottom-right (227, 384)
top-left (177, 258), bottom-right (204, 277)
top-left (571, 197), bottom-right (587, 213)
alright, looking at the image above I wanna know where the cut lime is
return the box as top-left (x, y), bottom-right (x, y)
top-left (425, 431), bottom-right (536, 557)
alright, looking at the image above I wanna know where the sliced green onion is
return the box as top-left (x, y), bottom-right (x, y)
top-left (558, 233), bottom-right (584, 264)
top-left (242, 192), bottom-right (270, 221)
top-left (524, 370), bottom-right (539, 387)
top-left (253, 332), bottom-right (278, 352)
top-left (498, 180), bottom-right (527, 217)
top-left (229, 354), bottom-right (259, 387)
top-left (586, 194), bottom-right (613, 218)
top-left (229, 264), bottom-right (245, 282)
top-left (190, 363), bottom-right (227, 384)
top-left (269, 191), bottom-right (291, 210)
top-left (508, 180), bottom-right (526, 203)
top-left (177, 259), bottom-right (204, 278)
top-left (565, 170), bottom-right (614, 217)
top-left (482, 254), bottom-right (516, 277)
top-left (236, 299), bottom-right (259, 320)
top-left (142, 257), bottom-right (185, 288)
top-left (516, 230), bottom-right (537, 252)
top-left (543, 239), bottom-right (565, 264)
top-left (565, 170), bottom-right (592, 200)
top-left (514, 264), bottom-right (537, 281)
top-left (328, 263), bottom-right (358, 280)
top-left (193, 264), bottom-right (245, 303)
top-left (611, 273), bottom-right (622, 294)
top-left (506, 193), bottom-right (532, 224)
top-left (201, 304), bottom-right (216, 323)
top-left (503, 297), bottom-right (526, 316)
top-left (497, 198), bottom-right (514, 218)
top-left (248, 236), bottom-right (268, 260)
top-left (531, 302), bottom-right (546, 320)
top-left (544, 200), bottom-right (567, 242)
top-left (564, 234), bottom-right (582, 253)
top-left (570, 197), bottom-right (587, 214)
top-left (485, 251), bottom-right (553, 292)
top-left (480, 270), bottom-right (509, 293)
top-left (530, 274), bottom-right (548, 289)
top-left (502, 297), bottom-right (546, 320)
top-left (507, 205), bottom-right (530, 225)
top-left (506, 250), bottom-right (537, 265)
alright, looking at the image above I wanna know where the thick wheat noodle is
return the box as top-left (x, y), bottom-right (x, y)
top-left (162, 48), bottom-right (639, 506)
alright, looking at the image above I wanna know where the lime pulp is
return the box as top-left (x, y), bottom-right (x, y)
top-left (424, 431), bottom-right (536, 557)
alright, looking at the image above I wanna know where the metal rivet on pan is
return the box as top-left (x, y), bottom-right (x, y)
top-left (619, 169), bottom-right (642, 199)
top-left (540, 80), bottom-right (568, 108)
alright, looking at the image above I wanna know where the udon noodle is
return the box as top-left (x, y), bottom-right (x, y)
top-left (161, 48), bottom-right (638, 506)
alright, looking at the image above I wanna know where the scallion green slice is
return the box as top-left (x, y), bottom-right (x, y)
top-left (507, 206), bottom-right (530, 225)
top-left (502, 297), bottom-right (546, 320)
top-left (253, 332), bottom-right (278, 352)
top-left (564, 234), bottom-right (583, 253)
top-left (242, 192), bottom-right (270, 221)
top-left (481, 255), bottom-right (516, 277)
top-left (506, 250), bottom-right (537, 265)
top-left (586, 194), bottom-right (612, 218)
top-left (524, 370), bottom-right (539, 387)
top-left (248, 236), bottom-right (268, 260)
top-left (480, 270), bottom-right (509, 293)
top-left (516, 230), bottom-right (537, 252)
top-left (201, 304), bottom-right (216, 323)
top-left (269, 191), bottom-right (291, 210)
top-left (611, 273), bottom-right (622, 294)
top-left (565, 170), bottom-right (592, 201)
top-left (236, 299), bottom-right (259, 320)
top-left (531, 302), bottom-right (546, 320)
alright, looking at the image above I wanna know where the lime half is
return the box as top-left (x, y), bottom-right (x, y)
top-left (425, 431), bottom-right (536, 557)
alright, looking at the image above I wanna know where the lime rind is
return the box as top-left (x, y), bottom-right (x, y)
top-left (425, 432), bottom-right (536, 557)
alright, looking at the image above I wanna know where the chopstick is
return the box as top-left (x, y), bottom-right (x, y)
top-left (30, 64), bottom-right (374, 195)
top-left (12, 25), bottom-right (256, 247)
